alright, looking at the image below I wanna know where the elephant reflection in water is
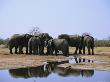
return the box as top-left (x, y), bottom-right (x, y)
top-left (9, 61), bottom-right (68, 78)
top-left (9, 60), bottom-right (94, 79)
top-left (53, 67), bottom-right (94, 77)
top-left (9, 61), bottom-right (94, 78)
top-left (9, 66), bottom-right (50, 78)
top-left (74, 57), bottom-right (94, 63)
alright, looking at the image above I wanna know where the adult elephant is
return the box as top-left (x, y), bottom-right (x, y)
top-left (82, 35), bottom-right (94, 55)
top-left (47, 39), bottom-right (69, 56)
top-left (58, 34), bottom-right (82, 54)
top-left (38, 33), bottom-right (53, 54)
top-left (28, 36), bottom-right (41, 55)
top-left (8, 34), bottom-right (32, 54)
top-left (9, 66), bottom-right (50, 78)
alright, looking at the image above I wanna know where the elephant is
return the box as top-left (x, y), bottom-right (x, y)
top-left (54, 67), bottom-right (94, 77)
top-left (8, 34), bottom-right (32, 54)
top-left (81, 35), bottom-right (94, 55)
top-left (9, 61), bottom-right (68, 78)
top-left (38, 33), bottom-right (53, 54)
top-left (9, 65), bottom-right (50, 78)
top-left (58, 34), bottom-right (82, 54)
top-left (28, 36), bottom-right (41, 55)
top-left (47, 39), bottom-right (69, 56)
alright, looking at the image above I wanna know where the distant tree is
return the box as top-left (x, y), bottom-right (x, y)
top-left (28, 26), bottom-right (41, 35)
top-left (0, 37), bottom-right (10, 48)
top-left (0, 38), bottom-right (4, 45)
top-left (4, 38), bottom-right (10, 47)
top-left (107, 36), bottom-right (110, 41)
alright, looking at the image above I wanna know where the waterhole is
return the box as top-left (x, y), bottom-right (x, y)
top-left (0, 60), bottom-right (110, 82)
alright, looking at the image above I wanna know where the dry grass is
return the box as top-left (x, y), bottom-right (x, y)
top-left (95, 47), bottom-right (110, 52)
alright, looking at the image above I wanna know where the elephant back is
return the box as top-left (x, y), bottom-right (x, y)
top-left (53, 39), bottom-right (68, 46)
top-left (69, 35), bottom-right (82, 47)
top-left (10, 34), bottom-right (20, 38)
top-left (83, 35), bottom-right (94, 43)
top-left (18, 34), bottom-right (32, 46)
top-left (28, 36), bottom-right (41, 46)
top-left (58, 34), bottom-right (70, 42)
top-left (82, 35), bottom-right (94, 47)
top-left (38, 33), bottom-right (50, 40)
top-left (58, 34), bottom-right (81, 47)
top-left (8, 34), bottom-right (21, 46)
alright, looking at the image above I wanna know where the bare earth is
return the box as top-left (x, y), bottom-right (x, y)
top-left (0, 47), bottom-right (110, 71)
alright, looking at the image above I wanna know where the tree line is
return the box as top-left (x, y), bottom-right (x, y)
top-left (94, 39), bottom-right (110, 47)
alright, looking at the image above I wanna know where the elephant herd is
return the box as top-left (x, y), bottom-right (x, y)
top-left (9, 61), bottom-right (94, 78)
top-left (8, 33), bottom-right (94, 56)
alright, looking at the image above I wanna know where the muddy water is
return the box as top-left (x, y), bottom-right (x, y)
top-left (0, 61), bottom-right (110, 82)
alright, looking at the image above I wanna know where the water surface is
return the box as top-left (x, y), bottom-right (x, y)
top-left (0, 61), bottom-right (110, 82)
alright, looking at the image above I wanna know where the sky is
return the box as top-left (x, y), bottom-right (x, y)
top-left (0, 0), bottom-right (110, 39)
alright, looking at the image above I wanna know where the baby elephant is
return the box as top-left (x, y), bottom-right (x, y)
top-left (47, 39), bottom-right (69, 56)
top-left (28, 36), bottom-right (41, 55)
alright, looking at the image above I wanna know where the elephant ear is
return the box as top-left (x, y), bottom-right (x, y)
top-left (25, 34), bottom-right (32, 39)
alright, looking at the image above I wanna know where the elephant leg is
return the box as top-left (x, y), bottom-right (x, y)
top-left (74, 47), bottom-right (78, 54)
top-left (49, 48), bottom-right (54, 55)
top-left (55, 49), bottom-right (58, 56)
top-left (79, 58), bottom-right (81, 63)
top-left (87, 46), bottom-right (91, 55)
top-left (26, 46), bottom-right (28, 54)
top-left (36, 46), bottom-right (38, 55)
top-left (64, 47), bottom-right (69, 56)
top-left (79, 49), bottom-right (82, 54)
top-left (83, 46), bottom-right (85, 54)
top-left (39, 46), bottom-right (43, 55)
top-left (39, 47), bottom-right (42, 55)
top-left (32, 47), bottom-right (36, 55)
top-left (66, 49), bottom-right (69, 56)
top-left (10, 49), bottom-right (13, 54)
top-left (9, 46), bottom-right (13, 54)
top-left (15, 46), bottom-right (18, 54)
top-left (74, 58), bottom-right (78, 63)
top-left (18, 47), bottom-right (21, 54)
top-left (79, 45), bottom-right (82, 54)
top-left (46, 46), bottom-right (50, 55)
top-left (33, 50), bottom-right (36, 55)
top-left (83, 59), bottom-right (85, 62)
top-left (40, 46), bottom-right (44, 55)
top-left (19, 46), bottom-right (23, 54)
top-left (20, 47), bottom-right (24, 54)
top-left (38, 46), bottom-right (40, 55)
top-left (63, 51), bottom-right (66, 56)
top-left (91, 47), bottom-right (94, 55)
top-left (46, 49), bottom-right (49, 55)
top-left (29, 46), bottom-right (32, 55)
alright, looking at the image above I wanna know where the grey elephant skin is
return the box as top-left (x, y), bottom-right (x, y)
top-left (8, 34), bottom-right (32, 54)
top-left (47, 39), bottom-right (69, 56)
top-left (38, 33), bottom-right (53, 54)
top-left (28, 36), bottom-right (41, 55)
top-left (82, 35), bottom-right (94, 55)
top-left (58, 34), bottom-right (82, 54)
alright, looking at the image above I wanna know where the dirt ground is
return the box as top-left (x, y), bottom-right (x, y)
top-left (0, 47), bottom-right (110, 71)
top-left (59, 47), bottom-right (110, 71)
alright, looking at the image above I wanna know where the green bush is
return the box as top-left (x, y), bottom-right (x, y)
top-left (0, 38), bottom-right (4, 45)
top-left (95, 40), bottom-right (110, 47)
